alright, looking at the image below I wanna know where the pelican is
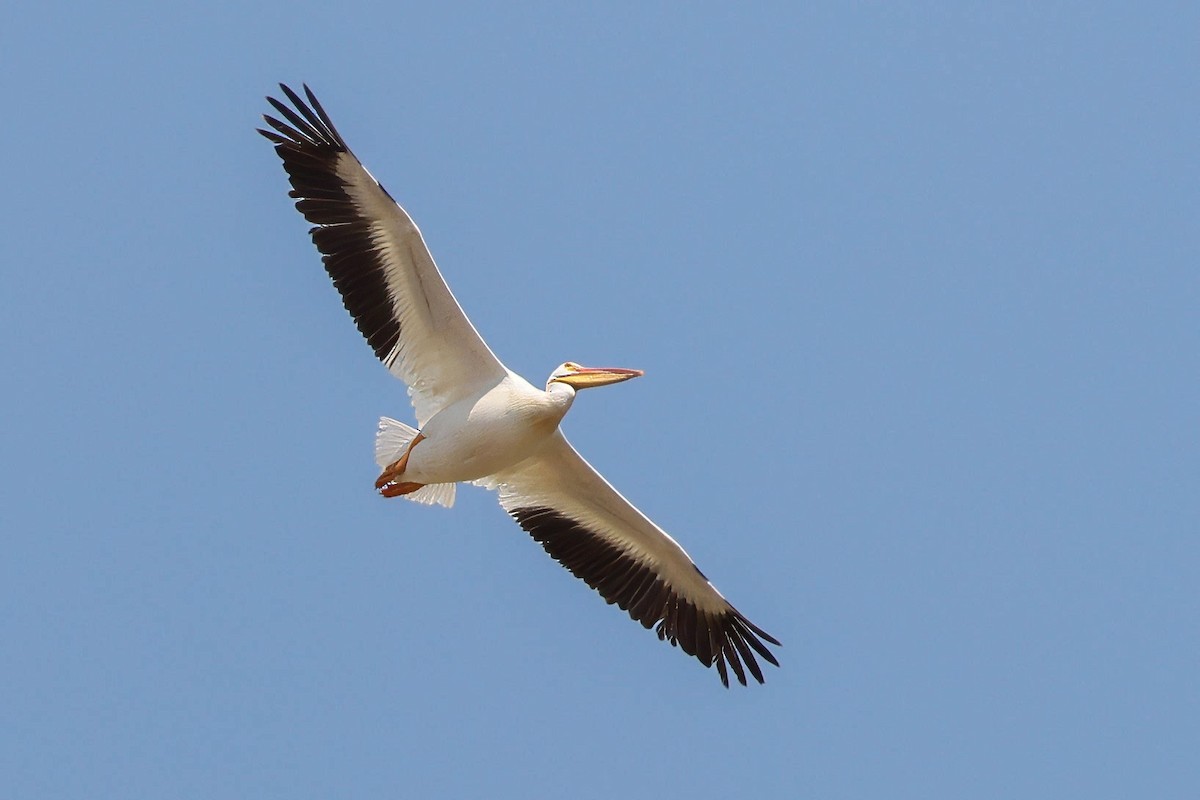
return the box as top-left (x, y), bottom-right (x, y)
top-left (259, 84), bottom-right (779, 686)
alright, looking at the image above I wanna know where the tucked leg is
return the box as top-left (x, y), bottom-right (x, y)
top-left (375, 432), bottom-right (425, 494)
top-left (379, 480), bottom-right (425, 498)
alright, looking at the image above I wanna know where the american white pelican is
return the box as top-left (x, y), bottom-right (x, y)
top-left (260, 84), bottom-right (779, 686)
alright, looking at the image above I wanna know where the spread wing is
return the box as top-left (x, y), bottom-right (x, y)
top-left (488, 432), bottom-right (780, 686)
top-left (259, 84), bottom-right (507, 425)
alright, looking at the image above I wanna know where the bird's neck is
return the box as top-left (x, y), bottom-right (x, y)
top-left (544, 381), bottom-right (577, 419)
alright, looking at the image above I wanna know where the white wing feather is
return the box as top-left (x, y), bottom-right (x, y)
top-left (262, 85), bottom-right (507, 425)
top-left (487, 431), bottom-right (780, 686)
top-left (491, 432), bottom-right (726, 610)
top-left (333, 158), bottom-right (508, 424)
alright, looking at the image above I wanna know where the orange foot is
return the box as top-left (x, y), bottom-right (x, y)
top-left (379, 481), bottom-right (425, 498)
top-left (375, 432), bottom-right (426, 496)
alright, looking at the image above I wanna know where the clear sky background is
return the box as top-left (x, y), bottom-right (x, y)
top-left (3, 3), bottom-right (1196, 798)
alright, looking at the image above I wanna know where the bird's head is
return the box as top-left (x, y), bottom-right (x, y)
top-left (547, 361), bottom-right (644, 391)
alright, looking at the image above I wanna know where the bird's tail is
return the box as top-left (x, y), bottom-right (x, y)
top-left (375, 416), bottom-right (420, 467)
top-left (375, 417), bottom-right (456, 508)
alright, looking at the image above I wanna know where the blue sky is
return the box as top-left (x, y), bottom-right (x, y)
top-left (3, 2), bottom-right (1197, 797)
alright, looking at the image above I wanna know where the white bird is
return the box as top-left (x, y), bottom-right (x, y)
top-left (260, 84), bottom-right (779, 686)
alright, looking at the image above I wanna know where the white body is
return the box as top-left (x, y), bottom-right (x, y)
top-left (403, 373), bottom-right (573, 485)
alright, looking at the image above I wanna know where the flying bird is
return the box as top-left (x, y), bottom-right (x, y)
top-left (259, 84), bottom-right (779, 686)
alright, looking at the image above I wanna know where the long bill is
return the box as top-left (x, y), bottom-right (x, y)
top-left (557, 366), bottom-right (644, 389)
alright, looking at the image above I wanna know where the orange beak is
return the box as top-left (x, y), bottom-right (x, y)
top-left (556, 365), bottom-right (644, 389)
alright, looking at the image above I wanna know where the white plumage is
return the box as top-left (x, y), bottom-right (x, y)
top-left (261, 84), bottom-right (779, 686)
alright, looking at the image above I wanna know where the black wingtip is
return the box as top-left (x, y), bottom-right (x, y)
top-left (509, 505), bottom-right (780, 688)
top-left (257, 127), bottom-right (288, 144)
top-left (262, 82), bottom-right (347, 152)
